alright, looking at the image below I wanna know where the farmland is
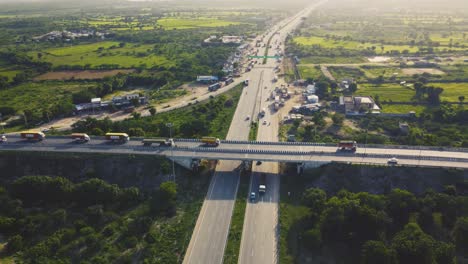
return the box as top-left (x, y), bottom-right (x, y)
top-left (157, 17), bottom-right (245, 29)
top-left (34, 69), bottom-right (136, 81)
top-left (32, 42), bottom-right (174, 69)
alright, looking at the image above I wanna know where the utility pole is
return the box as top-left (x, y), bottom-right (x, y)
top-left (166, 122), bottom-right (176, 182)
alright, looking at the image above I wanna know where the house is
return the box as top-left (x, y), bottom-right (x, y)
top-left (306, 95), bottom-right (319, 104)
top-left (340, 96), bottom-right (380, 114)
top-left (306, 84), bottom-right (316, 94)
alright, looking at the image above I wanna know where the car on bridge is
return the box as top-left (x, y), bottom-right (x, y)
top-left (388, 157), bottom-right (399, 165)
top-left (0, 135), bottom-right (7, 143)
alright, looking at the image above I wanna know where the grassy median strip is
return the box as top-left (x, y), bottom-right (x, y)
top-left (223, 171), bottom-right (250, 264)
top-left (249, 121), bottom-right (258, 141)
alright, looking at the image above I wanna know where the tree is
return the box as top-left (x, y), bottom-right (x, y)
top-left (332, 113), bottom-right (344, 126)
top-left (391, 223), bottom-right (436, 264)
top-left (387, 189), bottom-right (417, 228)
top-left (302, 188), bottom-right (327, 213)
top-left (131, 112), bottom-right (141, 119)
top-left (6, 235), bottom-right (23, 253)
top-left (459, 95), bottom-right (465, 104)
top-left (149, 107), bottom-right (156, 116)
top-left (452, 217), bottom-right (468, 251)
top-left (348, 82), bottom-right (358, 93)
top-left (150, 181), bottom-right (177, 216)
top-left (361, 240), bottom-right (396, 264)
top-left (315, 81), bottom-right (329, 98)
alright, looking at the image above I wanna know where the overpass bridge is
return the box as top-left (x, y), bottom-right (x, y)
top-left (1, 136), bottom-right (468, 170)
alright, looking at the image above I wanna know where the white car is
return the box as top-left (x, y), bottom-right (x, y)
top-left (0, 135), bottom-right (7, 143)
top-left (387, 157), bottom-right (398, 165)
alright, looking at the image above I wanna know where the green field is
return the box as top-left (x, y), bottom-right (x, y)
top-left (297, 65), bottom-right (323, 79)
top-left (355, 83), bottom-right (415, 102)
top-left (33, 42), bottom-right (173, 68)
top-left (0, 67), bottom-right (21, 81)
top-left (380, 104), bottom-right (429, 114)
top-left (157, 18), bottom-right (245, 29)
top-left (0, 81), bottom-right (94, 113)
top-left (293, 36), bottom-right (422, 53)
top-left (437, 82), bottom-right (468, 102)
top-left (300, 56), bottom-right (367, 64)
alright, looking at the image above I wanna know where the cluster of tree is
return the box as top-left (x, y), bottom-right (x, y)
top-left (296, 187), bottom-right (468, 263)
top-left (414, 82), bottom-right (444, 105)
top-left (0, 174), bottom-right (182, 262)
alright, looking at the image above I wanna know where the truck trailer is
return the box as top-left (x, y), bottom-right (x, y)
top-left (105, 133), bottom-right (130, 143)
top-left (201, 136), bottom-right (220, 147)
top-left (208, 82), bottom-right (221, 92)
top-left (142, 138), bottom-right (174, 147)
top-left (71, 133), bottom-right (90, 143)
top-left (338, 140), bottom-right (357, 152)
top-left (20, 131), bottom-right (45, 141)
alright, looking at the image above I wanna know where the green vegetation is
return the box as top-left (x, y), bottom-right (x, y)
top-left (72, 84), bottom-right (244, 139)
top-left (280, 165), bottom-right (468, 263)
top-left (224, 172), bottom-right (250, 264)
top-left (297, 65), bottom-right (323, 80)
top-left (248, 121), bottom-right (258, 141)
top-left (0, 152), bottom-right (212, 263)
top-left (157, 18), bottom-right (245, 29)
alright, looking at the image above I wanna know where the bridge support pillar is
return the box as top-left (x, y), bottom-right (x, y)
top-left (297, 163), bottom-right (304, 174)
top-left (191, 159), bottom-right (201, 171)
top-left (242, 161), bottom-right (252, 172)
top-left (168, 157), bottom-right (194, 170)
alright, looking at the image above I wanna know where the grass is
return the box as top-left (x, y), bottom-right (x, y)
top-left (0, 67), bottom-right (21, 81)
top-left (157, 18), bottom-right (244, 29)
top-left (248, 121), bottom-right (258, 141)
top-left (297, 65), bottom-right (323, 80)
top-left (437, 83), bottom-right (468, 102)
top-left (293, 36), bottom-right (422, 53)
top-left (223, 172), bottom-right (250, 264)
top-left (380, 104), bottom-right (429, 114)
top-left (356, 83), bottom-right (416, 102)
top-left (0, 81), bottom-right (95, 113)
top-left (32, 41), bottom-right (173, 68)
top-left (328, 66), bottom-right (365, 81)
top-left (300, 56), bottom-right (367, 64)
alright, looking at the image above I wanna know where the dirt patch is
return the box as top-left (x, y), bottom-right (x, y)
top-left (401, 68), bottom-right (445, 75)
top-left (367, 56), bottom-right (391, 63)
top-left (34, 69), bottom-right (136, 81)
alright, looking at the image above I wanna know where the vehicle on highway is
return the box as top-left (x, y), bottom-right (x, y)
top-left (71, 133), bottom-right (90, 143)
top-left (142, 138), bottom-right (174, 147)
top-left (245, 115), bottom-right (250, 121)
top-left (0, 135), bottom-right (7, 143)
top-left (250, 192), bottom-right (256, 202)
top-left (201, 136), bottom-right (220, 147)
top-left (388, 157), bottom-right (399, 165)
top-left (338, 140), bottom-right (357, 152)
top-left (224, 77), bottom-right (234, 85)
top-left (20, 131), bottom-right (45, 141)
top-left (262, 120), bottom-right (267, 125)
top-left (259, 173), bottom-right (266, 195)
top-left (259, 108), bottom-right (266, 118)
top-left (105, 132), bottom-right (129, 143)
top-left (208, 82), bottom-right (221, 92)
top-left (244, 79), bottom-right (249, 86)
top-left (256, 161), bottom-right (262, 166)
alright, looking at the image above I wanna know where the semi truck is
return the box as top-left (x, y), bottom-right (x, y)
top-left (201, 136), bottom-right (220, 147)
top-left (105, 132), bottom-right (130, 143)
top-left (338, 140), bottom-right (357, 152)
top-left (20, 131), bottom-right (45, 141)
top-left (259, 173), bottom-right (266, 195)
top-left (71, 133), bottom-right (90, 143)
top-left (142, 138), bottom-right (174, 147)
top-left (208, 82), bottom-right (221, 92)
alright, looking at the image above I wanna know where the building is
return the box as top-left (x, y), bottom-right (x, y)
top-left (196, 76), bottom-right (219, 83)
top-left (306, 95), bottom-right (319, 104)
top-left (340, 96), bottom-right (380, 114)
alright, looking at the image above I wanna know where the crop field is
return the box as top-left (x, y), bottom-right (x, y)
top-left (380, 104), bottom-right (430, 114)
top-left (299, 56), bottom-right (367, 64)
top-left (327, 66), bottom-right (365, 81)
top-left (156, 17), bottom-right (245, 29)
top-left (355, 83), bottom-right (416, 102)
top-left (401, 68), bottom-right (446, 75)
top-left (34, 69), bottom-right (136, 81)
top-left (437, 83), bottom-right (468, 102)
top-left (33, 42), bottom-right (174, 68)
top-left (0, 67), bottom-right (21, 81)
top-left (293, 36), bottom-right (422, 53)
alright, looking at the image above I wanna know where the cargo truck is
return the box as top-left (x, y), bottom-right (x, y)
top-left (142, 138), bottom-right (174, 147)
top-left (208, 82), bottom-right (221, 92)
top-left (20, 131), bottom-right (45, 141)
top-left (201, 136), bottom-right (220, 147)
top-left (105, 132), bottom-right (129, 143)
top-left (338, 140), bottom-right (357, 152)
top-left (259, 173), bottom-right (266, 195)
top-left (71, 133), bottom-right (90, 143)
